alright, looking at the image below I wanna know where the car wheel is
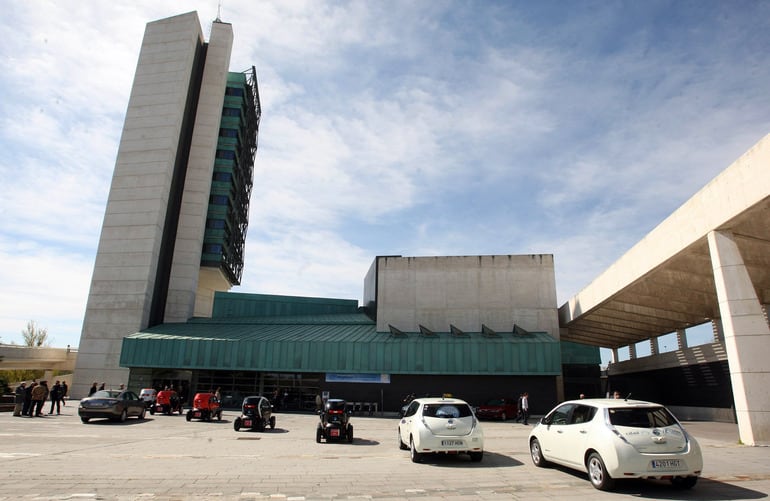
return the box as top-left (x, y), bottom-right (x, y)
top-left (530, 438), bottom-right (549, 467)
top-left (316, 427), bottom-right (323, 443)
top-left (149, 407), bottom-right (155, 415)
top-left (671, 476), bottom-right (698, 489)
top-left (217, 411), bottom-right (222, 421)
top-left (410, 436), bottom-right (423, 463)
top-left (257, 419), bottom-right (265, 432)
top-left (347, 424), bottom-right (354, 443)
top-left (119, 409), bottom-right (128, 422)
top-left (234, 417), bottom-right (242, 431)
top-left (81, 417), bottom-right (90, 423)
top-left (469, 451), bottom-right (483, 462)
top-left (398, 428), bottom-right (408, 450)
top-left (269, 416), bottom-right (276, 429)
top-left (138, 408), bottom-right (146, 420)
top-left (587, 452), bottom-right (615, 491)
top-left (186, 411), bottom-right (192, 422)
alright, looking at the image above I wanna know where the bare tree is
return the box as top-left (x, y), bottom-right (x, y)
top-left (21, 320), bottom-right (51, 347)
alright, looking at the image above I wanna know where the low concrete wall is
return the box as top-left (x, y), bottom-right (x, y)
top-left (669, 405), bottom-right (736, 423)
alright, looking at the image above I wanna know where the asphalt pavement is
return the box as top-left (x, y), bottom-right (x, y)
top-left (0, 408), bottom-right (768, 500)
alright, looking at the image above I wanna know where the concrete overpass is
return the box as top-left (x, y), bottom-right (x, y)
top-left (559, 133), bottom-right (770, 446)
top-left (0, 344), bottom-right (77, 381)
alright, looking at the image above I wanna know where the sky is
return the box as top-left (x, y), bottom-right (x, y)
top-left (1, 1), bottom-right (769, 358)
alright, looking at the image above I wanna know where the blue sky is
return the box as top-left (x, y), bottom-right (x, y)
top-left (1, 1), bottom-right (769, 360)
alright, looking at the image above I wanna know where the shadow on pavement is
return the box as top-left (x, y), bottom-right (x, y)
top-left (416, 450), bottom-right (524, 468)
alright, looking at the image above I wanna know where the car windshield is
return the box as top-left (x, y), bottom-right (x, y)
top-left (608, 406), bottom-right (677, 428)
top-left (423, 403), bottom-right (473, 418)
top-left (91, 390), bottom-right (120, 399)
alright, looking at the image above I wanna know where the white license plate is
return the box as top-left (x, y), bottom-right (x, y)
top-left (441, 440), bottom-right (464, 446)
top-left (651, 459), bottom-right (682, 469)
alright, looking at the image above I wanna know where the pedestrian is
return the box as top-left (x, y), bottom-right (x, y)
top-left (89, 382), bottom-right (98, 396)
top-left (23, 382), bottom-right (36, 416)
top-left (13, 382), bottom-right (26, 416)
top-left (521, 392), bottom-right (530, 425)
top-left (49, 381), bottom-right (62, 415)
top-left (579, 393), bottom-right (586, 399)
top-left (31, 380), bottom-right (48, 416)
top-left (215, 387), bottom-right (221, 401)
top-left (515, 393), bottom-right (523, 423)
top-left (98, 382), bottom-right (105, 391)
top-left (61, 381), bottom-right (68, 406)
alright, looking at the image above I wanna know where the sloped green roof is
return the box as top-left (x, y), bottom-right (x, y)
top-left (120, 312), bottom-right (562, 375)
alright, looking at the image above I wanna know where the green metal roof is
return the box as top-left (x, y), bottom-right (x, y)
top-left (120, 313), bottom-right (562, 375)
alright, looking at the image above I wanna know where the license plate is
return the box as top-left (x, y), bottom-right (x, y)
top-left (441, 440), bottom-right (464, 446)
top-left (193, 411), bottom-right (201, 417)
top-left (243, 419), bottom-right (252, 427)
top-left (651, 459), bottom-right (682, 469)
top-left (330, 429), bottom-right (340, 437)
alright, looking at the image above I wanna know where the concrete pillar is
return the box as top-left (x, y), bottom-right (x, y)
top-left (611, 348), bottom-right (619, 364)
top-left (628, 343), bottom-right (637, 359)
top-left (676, 329), bottom-right (688, 350)
top-left (650, 337), bottom-right (660, 355)
top-left (711, 318), bottom-right (724, 343)
top-left (708, 230), bottom-right (770, 446)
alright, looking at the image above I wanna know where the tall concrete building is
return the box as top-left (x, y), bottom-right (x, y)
top-left (72, 12), bottom-right (260, 398)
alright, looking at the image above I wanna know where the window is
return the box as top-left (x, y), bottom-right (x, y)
top-left (225, 87), bottom-right (244, 97)
top-left (546, 404), bottom-right (575, 425)
top-left (222, 107), bottom-right (240, 117)
top-left (219, 128), bottom-right (238, 138)
top-left (209, 195), bottom-right (228, 205)
top-left (213, 172), bottom-right (232, 182)
top-left (206, 219), bottom-right (226, 229)
top-left (203, 244), bottom-right (223, 254)
top-left (216, 149), bottom-right (236, 160)
top-left (608, 406), bottom-right (676, 428)
top-left (422, 404), bottom-right (472, 418)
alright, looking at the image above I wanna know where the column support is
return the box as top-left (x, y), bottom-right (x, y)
top-left (708, 230), bottom-right (770, 445)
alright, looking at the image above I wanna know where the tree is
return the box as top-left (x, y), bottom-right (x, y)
top-left (21, 320), bottom-right (51, 347)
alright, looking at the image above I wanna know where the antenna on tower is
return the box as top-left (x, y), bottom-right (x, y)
top-left (215, 0), bottom-right (222, 22)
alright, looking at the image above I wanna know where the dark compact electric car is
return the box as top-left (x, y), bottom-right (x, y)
top-left (234, 395), bottom-right (276, 432)
top-left (79, 390), bottom-right (146, 423)
top-left (316, 398), bottom-right (353, 443)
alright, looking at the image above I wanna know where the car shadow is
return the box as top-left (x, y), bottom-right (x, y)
top-left (82, 417), bottom-right (152, 425)
top-left (413, 451), bottom-right (523, 468)
top-left (541, 464), bottom-right (767, 500)
top-left (236, 427), bottom-right (289, 434)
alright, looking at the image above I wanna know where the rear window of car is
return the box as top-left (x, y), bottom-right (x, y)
top-left (422, 403), bottom-right (473, 418)
top-left (608, 406), bottom-right (677, 428)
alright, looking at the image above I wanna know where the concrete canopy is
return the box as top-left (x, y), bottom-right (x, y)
top-left (559, 134), bottom-right (770, 349)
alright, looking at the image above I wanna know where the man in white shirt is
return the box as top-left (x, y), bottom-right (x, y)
top-left (521, 392), bottom-right (530, 425)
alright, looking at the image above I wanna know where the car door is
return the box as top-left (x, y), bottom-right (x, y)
top-left (400, 400), bottom-right (420, 443)
top-left (537, 403), bottom-right (576, 463)
top-left (558, 404), bottom-right (597, 468)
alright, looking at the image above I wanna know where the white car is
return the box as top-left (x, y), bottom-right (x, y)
top-left (398, 397), bottom-right (484, 463)
top-left (528, 398), bottom-right (703, 490)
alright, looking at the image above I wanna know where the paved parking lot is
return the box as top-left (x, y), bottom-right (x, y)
top-left (1, 408), bottom-right (768, 500)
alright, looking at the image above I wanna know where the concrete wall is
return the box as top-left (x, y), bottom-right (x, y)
top-left (73, 12), bottom-right (231, 399)
top-left (371, 255), bottom-right (559, 337)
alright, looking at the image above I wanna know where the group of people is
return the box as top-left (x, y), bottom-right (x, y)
top-left (13, 379), bottom-right (69, 417)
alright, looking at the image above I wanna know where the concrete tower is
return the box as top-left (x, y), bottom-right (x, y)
top-left (72, 12), bottom-right (260, 398)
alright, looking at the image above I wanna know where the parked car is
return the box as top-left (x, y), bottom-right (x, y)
top-left (79, 390), bottom-right (146, 423)
top-left (398, 397), bottom-right (484, 463)
top-left (139, 388), bottom-right (157, 408)
top-left (151, 390), bottom-right (183, 415)
top-left (528, 398), bottom-right (703, 490)
top-left (186, 392), bottom-right (222, 422)
top-left (316, 398), bottom-right (353, 443)
top-left (475, 397), bottom-right (518, 421)
top-left (234, 395), bottom-right (275, 432)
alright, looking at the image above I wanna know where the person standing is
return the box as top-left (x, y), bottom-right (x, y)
top-left (49, 381), bottom-right (62, 415)
top-left (23, 382), bottom-right (36, 416)
top-left (31, 381), bottom-right (48, 416)
top-left (61, 381), bottom-right (68, 406)
top-left (89, 382), bottom-right (98, 396)
top-left (515, 393), bottom-right (523, 423)
top-left (521, 392), bottom-right (530, 425)
top-left (13, 382), bottom-right (26, 416)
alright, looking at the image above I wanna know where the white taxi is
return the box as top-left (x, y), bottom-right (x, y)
top-left (528, 398), bottom-right (703, 490)
top-left (398, 397), bottom-right (484, 463)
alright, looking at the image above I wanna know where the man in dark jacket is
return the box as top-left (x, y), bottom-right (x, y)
top-left (23, 381), bottom-right (36, 416)
top-left (13, 382), bottom-right (26, 416)
top-left (49, 381), bottom-right (62, 415)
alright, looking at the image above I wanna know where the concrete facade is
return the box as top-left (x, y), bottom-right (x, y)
top-left (367, 255), bottom-right (560, 337)
top-left (72, 13), bottom-right (235, 398)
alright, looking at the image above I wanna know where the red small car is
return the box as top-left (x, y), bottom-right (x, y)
top-left (186, 393), bottom-right (222, 422)
top-left (151, 390), bottom-right (183, 415)
top-left (475, 398), bottom-right (519, 421)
